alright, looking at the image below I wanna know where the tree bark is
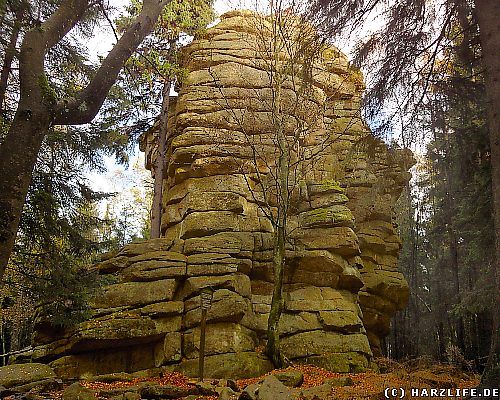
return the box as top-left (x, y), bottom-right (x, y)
top-left (266, 202), bottom-right (287, 368)
top-left (266, 71), bottom-right (288, 368)
top-left (474, 0), bottom-right (500, 388)
top-left (0, 0), bottom-right (172, 279)
top-left (150, 79), bottom-right (171, 239)
top-left (0, 6), bottom-right (25, 107)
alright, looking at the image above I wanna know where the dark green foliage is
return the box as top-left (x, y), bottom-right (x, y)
top-left (6, 127), bottom-right (113, 328)
top-left (387, 13), bottom-right (494, 369)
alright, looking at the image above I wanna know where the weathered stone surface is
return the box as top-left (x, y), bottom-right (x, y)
top-left (180, 211), bottom-right (240, 239)
top-left (272, 370), bottom-right (304, 387)
top-left (185, 253), bottom-right (251, 276)
top-left (117, 239), bottom-right (174, 257)
top-left (99, 387), bottom-right (142, 399)
top-left (91, 372), bottom-right (135, 383)
top-left (219, 387), bottom-right (239, 400)
top-left (195, 381), bottom-right (219, 396)
top-left (184, 232), bottom-right (254, 255)
top-left (54, 312), bottom-right (163, 354)
top-left (179, 273), bottom-right (251, 299)
top-left (140, 301), bottom-right (184, 317)
top-left (31, 9), bottom-right (411, 379)
top-left (62, 382), bottom-right (97, 400)
top-left (165, 191), bottom-right (245, 226)
top-left (183, 289), bottom-right (248, 328)
top-left (139, 383), bottom-right (191, 398)
top-left (94, 256), bottom-right (129, 274)
top-left (122, 259), bottom-right (186, 282)
top-left (361, 271), bottom-right (409, 306)
top-left (281, 331), bottom-right (371, 359)
top-left (128, 250), bottom-right (186, 264)
top-left (285, 287), bottom-right (359, 313)
top-left (324, 376), bottom-right (354, 387)
top-left (3, 378), bottom-right (59, 395)
top-left (278, 313), bottom-right (323, 336)
top-left (154, 332), bottom-right (182, 366)
top-left (0, 363), bottom-right (56, 390)
top-left (176, 352), bottom-right (273, 379)
top-left (183, 323), bottom-right (257, 359)
top-left (293, 227), bottom-right (360, 256)
top-left (152, 315), bottom-right (182, 334)
top-left (257, 375), bottom-right (294, 400)
top-left (299, 383), bottom-right (333, 400)
top-left (301, 352), bottom-right (370, 373)
top-left (298, 205), bottom-right (354, 228)
top-left (93, 279), bottom-right (177, 308)
top-left (48, 342), bottom-right (159, 379)
top-left (318, 310), bottom-right (364, 333)
top-left (240, 382), bottom-right (260, 400)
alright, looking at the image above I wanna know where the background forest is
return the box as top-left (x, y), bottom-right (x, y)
top-left (0, 0), bottom-right (498, 390)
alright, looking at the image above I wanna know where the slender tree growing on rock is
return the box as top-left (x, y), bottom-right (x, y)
top-left (207, 3), bottom-right (362, 367)
top-left (117, 0), bottom-right (214, 239)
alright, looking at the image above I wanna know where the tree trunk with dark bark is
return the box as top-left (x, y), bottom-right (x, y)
top-left (266, 215), bottom-right (286, 368)
top-left (0, 6), bottom-right (24, 107)
top-left (150, 79), bottom-right (171, 239)
top-left (0, 0), bottom-right (172, 279)
top-left (475, 0), bottom-right (500, 388)
top-left (265, 76), bottom-right (288, 368)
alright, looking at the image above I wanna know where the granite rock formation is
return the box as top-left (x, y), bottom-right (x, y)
top-left (28, 10), bottom-right (413, 379)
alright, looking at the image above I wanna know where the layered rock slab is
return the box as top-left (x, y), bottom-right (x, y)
top-left (29, 9), bottom-right (411, 378)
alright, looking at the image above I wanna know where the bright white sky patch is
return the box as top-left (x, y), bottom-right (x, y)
top-left (84, 0), bottom-right (392, 234)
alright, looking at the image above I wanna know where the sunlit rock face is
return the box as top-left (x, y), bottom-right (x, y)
top-left (30, 10), bottom-right (412, 379)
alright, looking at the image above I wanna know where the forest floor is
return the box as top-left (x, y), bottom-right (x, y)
top-left (45, 357), bottom-right (481, 399)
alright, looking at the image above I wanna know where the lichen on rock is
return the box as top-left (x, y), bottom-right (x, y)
top-left (30, 9), bottom-right (412, 379)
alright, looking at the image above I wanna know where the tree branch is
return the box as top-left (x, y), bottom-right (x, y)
top-left (54, 0), bottom-right (172, 125)
top-left (37, 0), bottom-right (92, 50)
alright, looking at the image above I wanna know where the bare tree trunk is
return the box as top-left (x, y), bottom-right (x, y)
top-left (475, 0), bottom-right (500, 388)
top-left (266, 214), bottom-right (286, 368)
top-left (150, 79), bottom-right (171, 238)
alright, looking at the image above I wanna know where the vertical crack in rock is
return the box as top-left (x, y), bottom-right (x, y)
top-left (31, 10), bottom-right (413, 379)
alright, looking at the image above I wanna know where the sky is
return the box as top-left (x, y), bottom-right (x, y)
top-left (85, 0), bottom-right (386, 234)
top-left (87, 0), bottom-right (379, 61)
top-left (88, 0), bottom-right (257, 59)
top-left (86, 0), bottom-right (243, 234)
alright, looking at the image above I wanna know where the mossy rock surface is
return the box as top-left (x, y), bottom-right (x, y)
top-left (308, 180), bottom-right (346, 195)
top-left (0, 363), bottom-right (56, 389)
top-left (300, 352), bottom-right (370, 373)
top-left (176, 352), bottom-right (273, 379)
top-left (299, 206), bottom-right (354, 228)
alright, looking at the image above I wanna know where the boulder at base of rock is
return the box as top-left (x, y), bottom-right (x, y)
top-left (302, 351), bottom-right (370, 373)
top-left (62, 382), bottom-right (97, 400)
top-left (240, 381), bottom-right (260, 400)
top-left (324, 376), bottom-right (354, 387)
top-left (218, 386), bottom-right (238, 400)
top-left (109, 393), bottom-right (141, 400)
top-left (272, 370), bottom-right (304, 387)
top-left (176, 352), bottom-right (273, 379)
top-left (139, 382), bottom-right (193, 398)
top-left (0, 363), bottom-right (56, 389)
top-left (299, 383), bottom-right (333, 400)
top-left (257, 375), bottom-right (294, 400)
